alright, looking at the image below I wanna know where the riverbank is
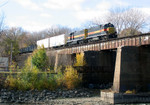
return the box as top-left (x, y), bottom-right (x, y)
top-left (0, 97), bottom-right (112, 105)
top-left (0, 88), bottom-right (112, 104)
top-left (44, 97), bottom-right (112, 105)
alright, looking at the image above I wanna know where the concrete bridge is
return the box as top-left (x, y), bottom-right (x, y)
top-left (18, 33), bottom-right (150, 94)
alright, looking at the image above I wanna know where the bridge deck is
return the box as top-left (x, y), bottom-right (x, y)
top-left (53, 33), bottom-right (150, 54)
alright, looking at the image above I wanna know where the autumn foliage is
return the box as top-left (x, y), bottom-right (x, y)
top-left (63, 66), bottom-right (81, 89)
top-left (5, 46), bottom-right (81, 90)
top-left (74, 53), bottom-right (86, 66)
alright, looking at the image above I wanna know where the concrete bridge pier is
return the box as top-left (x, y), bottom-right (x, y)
top-left (139, 45), bottom-right (150, 92)
top-left (113, 46), bottom-right (150, 93)
top-left (81, 50), bottom-right (116, 86)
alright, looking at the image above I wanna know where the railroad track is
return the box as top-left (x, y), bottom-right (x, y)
top-left (52, 33), bottom-right (150, 50)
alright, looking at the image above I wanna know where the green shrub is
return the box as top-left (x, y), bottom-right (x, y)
top-left (9, 61), bottom-right (20, 72)
top-left (5, 66), bottom-right (39, 90)
top-left (32, 45), bottom-right (48, 71)
top-left (63, 66), bottom-right (82, 89)
top-left (5, 46), bottom-right (82, 90)
top-left (55, 70), bottom-right (64, 89)
top-left (5, 66), bottom-right (82, 90)
top-left (5, 75), bottom-right (17, 89)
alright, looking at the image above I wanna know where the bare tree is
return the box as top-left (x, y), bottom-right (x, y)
top-left (81, 17), bottom-right (107, 30)
top-left (120, 27), bottom-right (142, 36)
top-left (16, 25), bottom-right (71, 48)
top-left (44, 25), bottom-right (71, 37)
top-left (107, 8), bottom-right (147, 37)
top-left (35, 25), bottom-right (71, 40)
top-left (1, 28), bottom-right (22, 60)
top-left (24, 33), bottom-right (39, 46)
top-left (0, 13), bottom-right (6, 56)
top-left (87, 8), bottom-right (148, 37)
top-left (4, 27), bottom-right (23, 39)
top-left (81, 21), bottom-right (96, 29)
top-left (0, 0), bottom-right (8, 56)
top-left (0, 0), bottom-right (8, 7)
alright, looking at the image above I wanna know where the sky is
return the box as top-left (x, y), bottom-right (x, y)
top-left (0, 0), bottom-right (150, 32)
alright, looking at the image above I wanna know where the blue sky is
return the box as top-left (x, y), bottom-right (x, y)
top-left (1, 0), bottom-right (150, 32)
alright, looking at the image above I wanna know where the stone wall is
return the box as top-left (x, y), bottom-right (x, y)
top-left (16, 53), bottom-right (32, 68)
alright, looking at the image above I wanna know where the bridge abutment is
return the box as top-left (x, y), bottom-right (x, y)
top-left (54, 53), bottom-right (73, 72)
top-left (113, 46), bottom-right (150, 93)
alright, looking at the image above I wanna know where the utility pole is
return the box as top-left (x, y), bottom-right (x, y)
top-left (10, 42), bottom-right (12, 65)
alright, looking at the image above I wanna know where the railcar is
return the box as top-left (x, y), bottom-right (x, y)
top-left (67, 23), bottom-right (117, 45)
top-left (50, 34), bottom-right (66, 48)
top-left (20, 45), bottom-right (37, 53)
top-left (36, 34), bottom-right (66, 48)
top-left (37, 38), bottom-right (49, 48)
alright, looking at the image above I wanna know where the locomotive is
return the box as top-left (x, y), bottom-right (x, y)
top-left (20, 23), bottom-right (117, 53)
top-left (67, 23), bottom-right (117, 45)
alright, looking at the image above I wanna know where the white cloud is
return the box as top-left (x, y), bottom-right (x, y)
top-left (43, 0), bottom-right (84, 10)
top-left (137, 8), bottom-right (150, 16)
top-left (14, 0), bottom-right (42, 11)
top-left (22, 22), bottom-right (51, 32)
top-left (75, 9), bottom-right (109, 22)
top-left (8, 21), bottom-right (52, 32)
top-left (74, 0), bottom-right (130, 22)
top-left (114, 0), bottom-right (129, 7)
top-left (96, 1), bottom-right (111, 10)
top-left (74, 1), bottom-right (111, 22)
top-left (40, 13), bottom-right (52, 18)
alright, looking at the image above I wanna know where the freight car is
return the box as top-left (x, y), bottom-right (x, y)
top-left (37, 34), bottom-right (66, 48)
top-left (20, 45), bottom-right (37, 53)
top-left (67, 23), bottom-right (117, 45)
top-left (20, 34), bottom-right (66, 53)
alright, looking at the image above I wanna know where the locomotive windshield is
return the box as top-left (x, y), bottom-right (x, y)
top-left (104, 23), bottom-right (114, 28)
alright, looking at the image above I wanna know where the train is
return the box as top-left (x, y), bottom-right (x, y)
top-left (20, 23), bottom-right (117, 53)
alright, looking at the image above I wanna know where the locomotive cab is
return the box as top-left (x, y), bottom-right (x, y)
top-left (69, 32), bottom-right (74, 40)
top-left (104, 23), bottom-right (117, 38)
top-left (66, 32), bottom-right (78, 45)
